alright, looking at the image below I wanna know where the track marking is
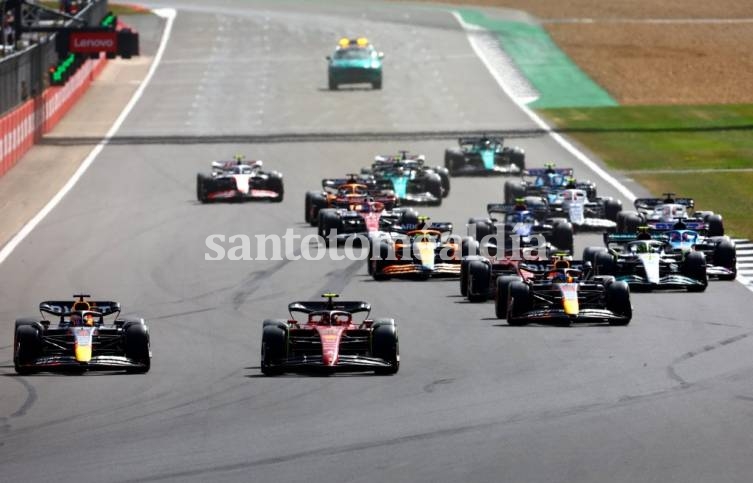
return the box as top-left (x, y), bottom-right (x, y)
top-left (0, 9), bottom-right (177, 266)
top-left (453, 10), bottom-right (753, 294)
top-left (451, 11), bottom-right (637, 203)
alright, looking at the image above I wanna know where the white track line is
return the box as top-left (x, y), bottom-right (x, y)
top-left (452, 10), bottom-right (753, 293)
top-left (451, 12), bottom-right (637, 203)
top-left (0, 9), bottom-right (176, 266)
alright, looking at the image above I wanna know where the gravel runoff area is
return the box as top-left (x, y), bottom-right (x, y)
top-left (405, 0), bottom-right (753, 105)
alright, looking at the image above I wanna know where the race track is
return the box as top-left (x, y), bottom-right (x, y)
top-left (2, 2), bottom-right (753, 482)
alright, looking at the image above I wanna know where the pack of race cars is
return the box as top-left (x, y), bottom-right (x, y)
top-left (11, 37), bottom-right (739, 377)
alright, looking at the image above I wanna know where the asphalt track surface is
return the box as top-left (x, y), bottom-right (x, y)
top-left (2, 2), bottom-right (753, 482)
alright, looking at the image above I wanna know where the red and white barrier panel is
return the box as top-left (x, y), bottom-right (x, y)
top-left (0, 50), bottom-right (109, 178)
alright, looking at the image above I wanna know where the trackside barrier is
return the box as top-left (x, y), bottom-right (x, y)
top-left (0, 21), bottom-right (133, 178)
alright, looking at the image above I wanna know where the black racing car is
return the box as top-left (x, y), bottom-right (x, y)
top-left (364, 151), bottom-right (450, 205)
top-left (444, 135), bottom-right (525, 176)
top-left (261, 294), bottom-right (399, 375)
top-left (13, 295), bottom-right (151, 374)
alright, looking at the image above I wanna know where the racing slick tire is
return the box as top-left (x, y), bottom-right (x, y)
top-left (713, 239), bottom-right (737, 280)
top-left (196, 174), bottom-right (210, 203)
top-left (261, 325), bottom-right (287, 376)
top-left (328, 76), bottom-right (338, 90)
top-left (705, 214), bottom-right (724, 237)
top-left (603, 198), bottom-right (623, 222)
top-left (307, 191), bottom-right (328, 226)
top-left (468, 217), bottom-right (494, 247)
top-left (507, 148), bottom-right (525, 172)
top-left (495, 275), bottom-right (523, 319)
top-left (507, 281), bottom-right (532, 326)
top-left (461, 236), bottom-right (479, 258)
top-left (372, 241), bottom-right (393, 281)
top-left (399, 208), bottom-right (420, 228)
top-left (268, 174), bottom-right (284, 203)
top-left (434, 166), bottom-right (451, 198)
top-left (425, 174), bottom-right (443, 206)
top-left (372, 76), bottom-right (382, 90)
top-left (14, 323), bottom-right (41, 374)
top-left (468, 259), bottom-right (492, 302)
top-left (460, 255), bottom-right (484, 297)
top-left (504, 180), bottom-right (526, 204)
top-left (371, 322), bottom-right (399, 375)
top-left (318, 209), bottom-right (342, 246)
top-left (594, 251), bottom-right (617, 276)
top-left (582, 246), bottom-right (609, 266)
top-left (683, 251), bottom-right (708, 292)
top-left (444, 150), bottom-right (462, 176)
top-left (552, 221), bottom-right (574, 253)
top-left (305, 191), bottom-right (318, 224)
top-left (617, 211), bottom-right (642, 233)
top-left (606, 280), bottom-right (632, 325)
top-left (124, 323), bottom-right (151, 373)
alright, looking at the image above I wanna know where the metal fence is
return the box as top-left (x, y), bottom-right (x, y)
top-left (0, 0), bottom-right (107, 116)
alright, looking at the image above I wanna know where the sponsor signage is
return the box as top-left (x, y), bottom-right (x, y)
top-left (69, 31), bottom-right (118, 53)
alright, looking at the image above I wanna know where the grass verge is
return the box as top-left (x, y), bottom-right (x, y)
top-left (540, 104), bottom-right (753, 239)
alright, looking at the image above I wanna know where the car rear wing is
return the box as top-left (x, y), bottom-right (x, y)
top-left (458, 136), bottom-right (503, 145)
top-left (603, 232), bottom-right (666, 245)
top-left (39, 300), bottom-right (121, 317)
top-left (288, 301), bottom-right (371, 316)
top-left (517, 260), bottom-right (589, 274)
top-left (322, 176), bottom-right (371, 189)
top-left (648, 220), bottom-right (706, 232)
top-left (524, 168), bottom-right (574, 177)
top-left (634, 197), bottom-right (694, 210)
top-left (487, 203), bottom-right (549, 220)
top-left (392, 222), bottom-right (454, 234)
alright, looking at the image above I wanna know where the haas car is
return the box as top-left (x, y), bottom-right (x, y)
top-left (13, 295), bottom-right (151, 374)
top-left (586, 230), bottom-right (708, 292)
top-left (196, 156), bottom-right (284, 203)
top-left (260, 294), bottom-right (399, 375)
top-left (444, 135), bottom-right (525, 176)
top-left (496, 256), bottom-right (632, 326)
top-left (616, 193), bottom-right (724, 236)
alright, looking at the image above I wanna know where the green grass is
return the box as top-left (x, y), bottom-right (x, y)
top-left (540, 104), bottom-right (753, 239)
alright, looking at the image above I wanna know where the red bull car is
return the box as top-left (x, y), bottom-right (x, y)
top-left (13, 295), bottom-right (151, 374)
top-left (496, 256), bottom-right (632, 326)
top-left (260, 294), bottom-right (399, 375)
top-left (197, 157), bottom-right (284, 203)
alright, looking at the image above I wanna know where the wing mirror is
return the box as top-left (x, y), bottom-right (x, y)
top-left (378, 52), bottom-right (384, 59)
top-left (326, 55), bottom-right (331, 61)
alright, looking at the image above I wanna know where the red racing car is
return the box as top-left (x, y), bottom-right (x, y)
top-left (260, 294), bottom-right (399, 375)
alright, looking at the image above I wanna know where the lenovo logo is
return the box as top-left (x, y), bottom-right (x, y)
top-left (69, 31), bottom-right (118, 53)
top-left (73, 38), bottom-right (114, 49)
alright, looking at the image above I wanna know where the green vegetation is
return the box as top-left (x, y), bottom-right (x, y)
top-left (541, 104), bottom-right (753, 239)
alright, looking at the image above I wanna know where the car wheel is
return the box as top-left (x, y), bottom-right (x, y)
top-left (372, 323), bottom-right (399, 375)
top-left (261, 325), bottom-right (287, 376)
top-left (124, 323), bottom-right (151, 373)
top-left (606, 280), bottom-right (632, 325)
